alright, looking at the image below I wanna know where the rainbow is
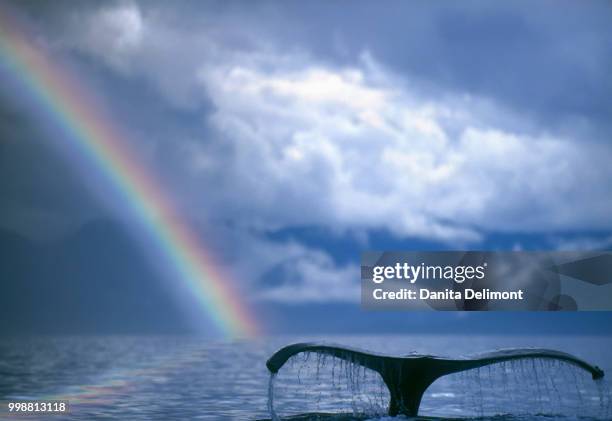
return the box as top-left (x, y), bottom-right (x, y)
top-left (0, 6), bottom-right (258, 338)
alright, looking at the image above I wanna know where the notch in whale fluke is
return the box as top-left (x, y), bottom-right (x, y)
top-left (266, 342), bottom-right (604, 417)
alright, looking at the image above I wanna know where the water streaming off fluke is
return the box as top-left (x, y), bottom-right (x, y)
top-left (265, 343), bottom-right (611, 420)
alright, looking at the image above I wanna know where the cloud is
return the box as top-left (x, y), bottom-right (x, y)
top-left (196, 225), bottom-right (360, 303)
top-left (54, 1), bottom-right (217, 108)
top-left (255, 246), bottom-right (360, 303)
top-left (552, 235), bottom-right (612, 251)
top-left (68, 1), bottom-right (144, 73)
top-left (47, 1), bottom-right (612, 234)
top-left (189, 50), bottom-right (612, 243)
top-left (7, 2), bottom-right (612, 302)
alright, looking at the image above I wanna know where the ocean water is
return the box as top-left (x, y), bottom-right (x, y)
top-left (0, 335), bottom-right (610, 420)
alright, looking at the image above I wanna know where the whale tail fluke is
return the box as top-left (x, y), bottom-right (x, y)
top-left (266, 343), bottom-right (605, 417)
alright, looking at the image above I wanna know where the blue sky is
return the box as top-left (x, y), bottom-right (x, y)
top-left (1, 0), bottom-right (611, 334)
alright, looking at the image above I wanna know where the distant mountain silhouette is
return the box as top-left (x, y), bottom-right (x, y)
top-left (2, 221), bottom-right (611, 335)
top-left (0, 219), bottom-right (190, 334)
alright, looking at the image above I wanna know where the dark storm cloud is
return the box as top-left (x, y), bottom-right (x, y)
top-left (12, 0), bottom-right (612, 133)
top-left (1, 0), bottom-right (612, 313)
top-left (270, 1), bottom-right (612, 136)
